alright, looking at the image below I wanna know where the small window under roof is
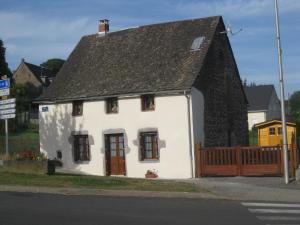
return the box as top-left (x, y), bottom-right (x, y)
top-left (190, 36), bottom-right (205, 51)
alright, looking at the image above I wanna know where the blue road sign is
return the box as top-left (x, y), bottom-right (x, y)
top-left (0, 79), bottom-right (10, 89)
top-left (42, 106), bottom-right (48, 112)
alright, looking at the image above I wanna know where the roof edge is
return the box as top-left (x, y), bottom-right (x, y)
top-left (34, 88), bottom-right (191, 104)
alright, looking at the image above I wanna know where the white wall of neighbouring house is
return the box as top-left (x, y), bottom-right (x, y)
top-left (248, 111), bottom-right (266, 130)
top-left (39, 94), bottom-right (194, 178)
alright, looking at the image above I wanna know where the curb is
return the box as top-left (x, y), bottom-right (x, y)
top-left (0, 185), bottom-right (227, 200)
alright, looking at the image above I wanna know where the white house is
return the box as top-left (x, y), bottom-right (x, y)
top-left (36, 17), bottom-right (248, 179)
top-left (244, 85), bottom-right (281, 130)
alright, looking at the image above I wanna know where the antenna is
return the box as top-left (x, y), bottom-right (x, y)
top-left (220, 22), bottom-right (243, 36)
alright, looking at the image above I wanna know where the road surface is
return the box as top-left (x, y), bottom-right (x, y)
top-left (1, 192), bottom-right (299, 225)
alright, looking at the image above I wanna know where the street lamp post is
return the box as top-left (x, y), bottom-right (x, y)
top-left (274, 0), bottom-right (289, 184)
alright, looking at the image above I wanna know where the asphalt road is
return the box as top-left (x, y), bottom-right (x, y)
top-left (0, 192), bottom-right (298, 225)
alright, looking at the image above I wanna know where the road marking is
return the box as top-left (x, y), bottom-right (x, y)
top-left (257, 216), bottom-right (300, 221)
top-left (265, 224), bottom-right (300, 225)
top-left (242, 202), bottom-right (300, 208)
top-left (249, 208), bottom-right (300, 214)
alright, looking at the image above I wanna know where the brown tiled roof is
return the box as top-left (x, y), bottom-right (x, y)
top-left (24, 62), bottom-right (55, 83)
top-left (36, 16), bottom-right (221, 102)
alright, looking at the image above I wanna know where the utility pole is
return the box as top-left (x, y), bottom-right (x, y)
top-left (274, 0), bottom-right (289, 184)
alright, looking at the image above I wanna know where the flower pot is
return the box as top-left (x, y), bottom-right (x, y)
top-left (145, 173), bottom-right (157, 179)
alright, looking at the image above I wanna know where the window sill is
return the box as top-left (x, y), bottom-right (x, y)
top-left (141, 109), bottom-right (155, 112)
top-left (141, 158), bottom-right (159, 162)
top-left (74, 160), bottom-right (90, 164)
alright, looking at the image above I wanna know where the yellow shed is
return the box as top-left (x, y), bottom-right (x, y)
top-left (255, 120), bottom-right (297, 147)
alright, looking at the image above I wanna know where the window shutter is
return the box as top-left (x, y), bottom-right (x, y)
top-left (140, 133), bottom-right (145, 160)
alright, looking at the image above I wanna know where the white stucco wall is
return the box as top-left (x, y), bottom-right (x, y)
top-left (39, 94), bottom-right (194, 178)
top-left (248, 111), bottom-right (266, 130)
top-left (191, 88), bottom-right (205, 146)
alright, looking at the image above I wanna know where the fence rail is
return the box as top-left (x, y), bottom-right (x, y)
top-left (195, 144), bottom-right (297, 177)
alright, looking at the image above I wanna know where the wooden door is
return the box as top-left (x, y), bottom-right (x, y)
top-left (105, 134), bottom-right (126, 175)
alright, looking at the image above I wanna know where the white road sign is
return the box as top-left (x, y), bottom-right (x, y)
top-left (0, 103), bottom-right (15, 110)
top-left (0, 114), bottom-right (15, 120)
top-left (0, 109), bottom-right (15, 115)
top-left (0, 98), bottom-right (15, 105)
top-left (0, 88), bottom-right (9, 97)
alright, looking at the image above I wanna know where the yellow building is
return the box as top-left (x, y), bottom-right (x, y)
top-left (255, 120), bottom-right (297, 146)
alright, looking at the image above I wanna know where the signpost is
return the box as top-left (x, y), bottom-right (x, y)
top-left (0, 78), bottom-right (15, 155)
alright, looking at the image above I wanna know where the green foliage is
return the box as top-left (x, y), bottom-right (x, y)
top-left (10, 83), bottom-right (32, 112)
top-left (0, 130), bottom-right (39, 155)
top-left (0, 39), bottom-right (10, 78)
top-left (249, 128), bottom-right (258, 146)
top-left (40, 58), bottom-right (65, 74)
top-left (290, 91), bottom-right (300, 124)
top-left (289, 91), bottom-right (300, 145)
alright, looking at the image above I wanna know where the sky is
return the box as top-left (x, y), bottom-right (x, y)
top-left (0, 0), bottom-right (299, 96)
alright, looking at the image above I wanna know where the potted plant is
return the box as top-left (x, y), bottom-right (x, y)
top-left (145, 169), bottom-right (158, 178)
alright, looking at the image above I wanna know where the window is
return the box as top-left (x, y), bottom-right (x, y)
top-left (278, 127), bottom-right (282, 135)
top-left (269, 127), bottom-right (275, 135)
top-left (190, 36), bottom-right (204, 51)
top-left (141, 95), bottom-right (155, 111)
top-left (72, 100), bottom-right (83, 116)
top-left (106, 97), bottom-right (118, 113)
top-left (73, 135), bottom-right (90, 162)
top-left (140, 132), bottom-right (158, 160)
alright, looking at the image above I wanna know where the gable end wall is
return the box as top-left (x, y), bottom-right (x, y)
top-left (194, 20), bottom-right (249, 147)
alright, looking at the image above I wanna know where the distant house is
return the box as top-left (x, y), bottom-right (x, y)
top-left (36, 16), bottom-right (248, 178)
top-left (13, 59), bottom-right (55, 123)
top-left (244, 85), bottom-right (281, 130)
top-left (13, 58), bottom-right (55, 95)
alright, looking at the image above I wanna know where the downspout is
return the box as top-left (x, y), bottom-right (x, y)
top-left (184, 90), bottom-right (195, 178)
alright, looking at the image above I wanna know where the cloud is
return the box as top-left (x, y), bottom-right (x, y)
top-left (172, 0), bottom-right (300, 19)
top-left (0, 11), bottom-right (97, 68)
top-left (0, 11), bottom-right (93, 40)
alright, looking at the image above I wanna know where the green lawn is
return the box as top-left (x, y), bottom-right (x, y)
top-left (0, 164), bottom-right (208, 193)
top-left (0, 130), bottom-right (39, 155)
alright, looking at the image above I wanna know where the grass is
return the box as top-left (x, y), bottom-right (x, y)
top-left (0, 165), bottom-right (208, 193)
top-left (0, 130), bottom-right (39, 155)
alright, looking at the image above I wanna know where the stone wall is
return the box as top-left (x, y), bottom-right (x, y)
top-left (194, 19), bottom-right (249, 147)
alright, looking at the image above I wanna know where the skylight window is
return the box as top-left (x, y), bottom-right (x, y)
top-left (190, 36), bottom-right (205, 51)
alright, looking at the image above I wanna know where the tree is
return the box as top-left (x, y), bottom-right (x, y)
top-left (0, 39), bottom-right (10, 78)
top-left (290, 91), bottom-right (300, 124)
top-left (40, 58), bottom-right (65, 75)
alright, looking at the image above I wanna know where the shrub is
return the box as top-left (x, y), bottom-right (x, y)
top-left (15, 150), bottom-right (47, 161)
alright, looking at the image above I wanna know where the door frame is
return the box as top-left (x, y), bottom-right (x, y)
top-left (105, 133), bottom-right (126, 176)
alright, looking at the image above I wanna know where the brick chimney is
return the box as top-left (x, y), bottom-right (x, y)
top-left (98, 19), bottom-right (109, 35)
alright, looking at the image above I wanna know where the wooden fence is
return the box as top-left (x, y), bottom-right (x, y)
top-left (195, 144), bottom-right (297, 177)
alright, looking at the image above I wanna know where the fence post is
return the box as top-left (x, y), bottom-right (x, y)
top-left (277, 146), bottom-right (282, 175)
top-left (289, 145), bottom-right (296, 178)
top-left (195, 143), bottom-right (201, 178)
top-left (237, 146), bottom-right (242, 176)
